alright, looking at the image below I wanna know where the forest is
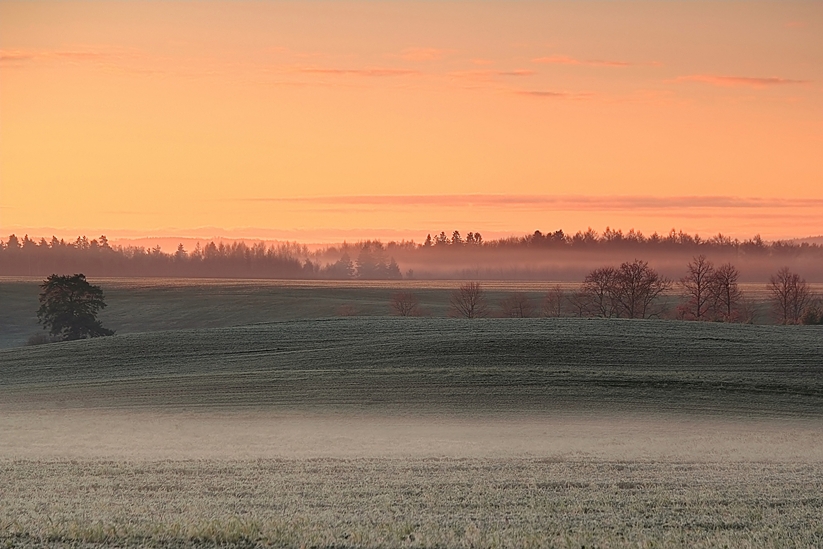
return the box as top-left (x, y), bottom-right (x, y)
top-left (1, 228), bottom-right (822, 281)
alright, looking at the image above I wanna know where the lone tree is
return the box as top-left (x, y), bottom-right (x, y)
top-left (500, 292), bottom-right (535, 318)
top-left (390, 291), bottom-right (420, 316)
top-left (542, 285), bottom-right (566, 317)
top-left (678, 255), bottom-right (715, 321)
top-left (768, 267), bottom-right (810, 324)
top-left (709, 263), bottom-right (743, 322)
top-left (581, 266), bottom-right (619, 318)
top-left (611, 260), bottom-right (671, 319)
top-left (449, 282), bottom-right (488, 318)
top-left (37, 274), bottom-right (114, 341)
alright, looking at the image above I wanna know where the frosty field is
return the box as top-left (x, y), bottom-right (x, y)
top-left (0, 277), bottom-right (800, 349)
top-left (1, 317), bottom-right (822, 547)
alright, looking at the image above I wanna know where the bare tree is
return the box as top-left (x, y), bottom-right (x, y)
top-left (801, 296), bottom-right (823, 325)
top-left (449, 282), bottom-right (489, 318)
top-left (500, 292), bottom-right (535, 318)
top-left (581, 266), bottom-right (619, 317)
top-left (542, 285), bottom-right (565, 317)
top-left (709, 263), bottom-right (743, 322)
top-left (768, 267), bottom-right (811, 324)
top-left (613, 259), bottom-right (672, 319)
top-left (678, 255), bottom-right (715, 320)
top-left (390, 291), bottom-right (420, 316)
top-left (567, 288), bottom-right (590, 317)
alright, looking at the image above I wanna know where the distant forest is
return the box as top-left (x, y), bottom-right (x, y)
top-left (1, 228), bottom-right (822, 281)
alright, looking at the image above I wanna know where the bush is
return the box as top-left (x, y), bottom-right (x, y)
top-left (26, 332), bottom-right (60, 346)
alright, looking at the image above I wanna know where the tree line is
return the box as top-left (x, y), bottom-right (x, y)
top-left (24, 256), bottom-right (821, 347)
top-left (419, 227), bottom-right (822, 256)
top-left (392, 258), bottom-right (822, 325)
top-left (3, 228), bottom-right (822, 279)
top-left (0, 235), bottom-right (401, 280)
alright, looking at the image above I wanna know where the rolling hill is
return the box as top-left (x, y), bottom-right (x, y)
top-left (2, 318), bottom-right (821, 417)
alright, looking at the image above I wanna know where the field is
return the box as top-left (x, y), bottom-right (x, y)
top-left (0, 276), bottom-right (799, 349)
top-left (1, 313), bottom-right (822, 547)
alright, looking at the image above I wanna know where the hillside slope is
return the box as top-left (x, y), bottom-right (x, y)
top-left (1, 318), bottom-right (821, 417)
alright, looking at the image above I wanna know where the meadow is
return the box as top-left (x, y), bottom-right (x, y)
top-left (1, 313), bottom-right (822, 547)
top-left (0, 276), bottom-right (794, 349)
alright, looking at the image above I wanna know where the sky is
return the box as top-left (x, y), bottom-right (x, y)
top-left (1, 1), bottom-right (822, 243)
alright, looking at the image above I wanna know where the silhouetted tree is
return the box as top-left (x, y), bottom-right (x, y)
top-left (449, 282), bottom-right (488, 318)
top-left (709, 263), bottom-right (743, 322)
top-left (391, 291), bottom-right (420, 316)
top-left (612, 260), bottom-right (671, 319)
top-left (567, 288), bottom-right (590, 317)
top-left (500, 292), bottom-right (534, 318)
top-left (678, 255), bottom-right (715, 321)
top-left (37, 274), bottom-right (114, 341)
top-left (387, 258), bottom-right (402, 279)
top-left (326, 252), bottom-right (355, 279)
top-left (800, 296), bottom-right (823, 325)
top-left (542, 285), bottom-right (565, 317)
top-left (768, 267), bottom-right (811, 324)
top-left (581, 266), bottom-right (619, 317)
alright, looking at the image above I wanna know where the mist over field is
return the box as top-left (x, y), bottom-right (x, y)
top-left (2, 315), bottom-right (822, 548)
top-left (4, 230), bottom-right (823, 282)
top-left (4, 0), bottom-right (823, 545)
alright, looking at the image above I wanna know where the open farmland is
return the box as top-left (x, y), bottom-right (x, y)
top-left (1, 318), bottom-right (822, 415)
top-left (1, 276), bottom-right (803, 348)
top-left (2, 318), bottom-right (822, 548)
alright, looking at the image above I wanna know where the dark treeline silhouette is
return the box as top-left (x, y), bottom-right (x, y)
top-left (365, 228), bottom-right (823, 281)
top-left (419, 227), bottom-right (821, 255)
top-left (2, 227), bottom-right (823, 280)
top-left (0, 234), bottom-right (404, 280)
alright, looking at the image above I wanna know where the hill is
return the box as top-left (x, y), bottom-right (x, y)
top-left (2, 318), bottom-right (821, 417)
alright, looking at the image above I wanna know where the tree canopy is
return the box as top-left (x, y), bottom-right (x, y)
top-left (37, 274), bottom-right (114, 341)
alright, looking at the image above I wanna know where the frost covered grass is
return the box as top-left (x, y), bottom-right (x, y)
top-left (2, 317), bottom-right (821, 416)
top-left (1, 316), bottom-right (821, 547)
top-left (2, 458), bottom-right (822, 548)
top-left (0, 277), bottom-right (800, 348)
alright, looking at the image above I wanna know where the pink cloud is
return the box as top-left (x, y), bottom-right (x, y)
top-left (240, 194), bottom-right (823, 211)
top-left (0, 48), bottom-right (114, 63)
top-left (532, 55), bottom-right (631, 67)
top-left (514, 90), bottom-right (592, 100)
top-left (399, 47), bottom-right (448, 62)
top-left (677, 74), bottom-right (809, 88)
top-left (299, 67), bottom-right (419, 77)
top-left (450, 69), bottom-right (535, 82)
top-left (497, 69), bottom-right (536, 77)
top-left (0, 50), bottom-right (36, 62)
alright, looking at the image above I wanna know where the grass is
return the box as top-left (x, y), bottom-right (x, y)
top-left (0, 277), bottom-right (786, 348)
top-left (2, 458), bottom-right (822, 548)
top-left (1, 317), bottom-right (821, 416)
top-left (2, 306), bottom-right (822, 548)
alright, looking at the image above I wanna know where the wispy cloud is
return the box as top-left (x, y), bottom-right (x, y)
top-left (239, 194), bottom-right (823, 211)
top-left (398, 47), bottom-right (449, 62)
top-left (532, 54), bottom-right (632, 68)
top-left (298, 67), bottom-right (419, 77)
top-left (449, 69), bottom-right (535, 82)
top-left (0, 48), bottom-right (117, 64)
top-left (0, 50), bottom-right (36, 62)
top-left (513, 90), bottom-right (593, 100)
top-left (497, 69), bottom-right (536, 77)
top-left (677, 74), bottom-right (809, 88)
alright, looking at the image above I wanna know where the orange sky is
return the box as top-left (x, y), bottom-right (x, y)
top-left (1, 1), bottom-right (821, 242)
